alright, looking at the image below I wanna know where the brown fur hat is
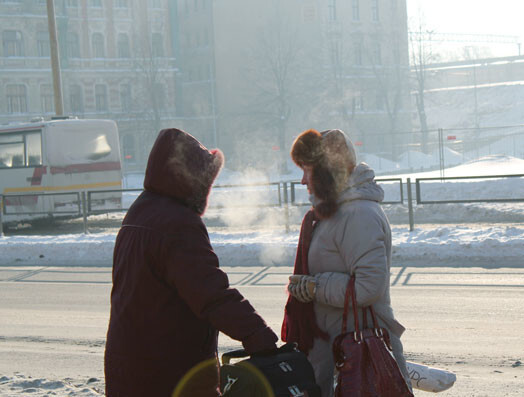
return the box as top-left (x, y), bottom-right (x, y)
top-left (290, 129), bottom-right (356, 219)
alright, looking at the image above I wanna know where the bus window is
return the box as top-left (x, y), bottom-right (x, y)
top-left (12, 153), bottom-right (24, 167)
top-left (26, 132), bottom-right (43, 166)
top-left (50, 131), bottom-right (112, 163)
top-left (0, 134), bottom-right (24, 168)
top-left (46, 120), bottom-right (120, 166)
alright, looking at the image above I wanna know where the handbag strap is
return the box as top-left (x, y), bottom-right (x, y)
top-left (341, 275), bottom-right (360, 335)
top-left (341, 275), bottom-right (381, 336)
top-left (368, 305), bottom-right (380, 330)
top-left (363, 304), bottom-right (381, 330)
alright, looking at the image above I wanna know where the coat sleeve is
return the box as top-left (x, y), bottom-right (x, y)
top-left (155, 221), bottom-right (278, 354)
top-left (314, 207), bottom-right (389, 308)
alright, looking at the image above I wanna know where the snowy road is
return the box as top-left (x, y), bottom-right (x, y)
top-left (1, 265), bottom-right (523, 396)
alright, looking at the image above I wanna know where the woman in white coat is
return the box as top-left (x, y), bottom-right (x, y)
top-left (281, 129), bottom-right (412, 397)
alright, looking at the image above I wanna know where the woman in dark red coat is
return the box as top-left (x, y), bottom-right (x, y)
top-left (105, 129), bottom-right (278, 397)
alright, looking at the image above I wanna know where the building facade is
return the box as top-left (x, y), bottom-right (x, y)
top-left (1, 0), bottom-right (412, 174)
top-left (0, 0), bottom-right (178, 173)
top-left (172, 0), bottom-right (412, 170)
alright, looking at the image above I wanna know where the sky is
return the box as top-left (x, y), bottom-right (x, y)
top-left (406, 0), bottom-right (524, 58)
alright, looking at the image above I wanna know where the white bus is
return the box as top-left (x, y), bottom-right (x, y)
top-left (0, 118), bottom-right (122, 223)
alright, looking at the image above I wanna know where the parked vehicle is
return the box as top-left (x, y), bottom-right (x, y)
top-left (0, 118), bottom-right (122, 223)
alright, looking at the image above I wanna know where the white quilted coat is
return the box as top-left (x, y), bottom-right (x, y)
top-left (306, 163), bottom-right (411, 396)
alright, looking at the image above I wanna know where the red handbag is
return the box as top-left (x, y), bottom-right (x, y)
top-left (332, 276), bottom-right (414, 397)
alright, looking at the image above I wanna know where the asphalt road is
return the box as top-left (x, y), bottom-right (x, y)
top-left (0, 265), bottom-right (523, 396)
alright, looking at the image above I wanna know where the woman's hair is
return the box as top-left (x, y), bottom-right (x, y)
top-left (290, 129), bottom-right (356, 219)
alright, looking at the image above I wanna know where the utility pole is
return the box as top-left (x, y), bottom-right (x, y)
top-left (46, 0), bottom-right (64, 116)
top-left (438, 128), bottom-right (445, 179)
top-left (473, 65), bottom-right (479, 130)
top-left (209, 63), bottom-right (218, 148)
top-left (473, 65), bottom-right (480, 158)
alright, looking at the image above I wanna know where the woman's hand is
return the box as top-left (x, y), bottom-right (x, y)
top-left (288, 275), bottom-right (317, 302)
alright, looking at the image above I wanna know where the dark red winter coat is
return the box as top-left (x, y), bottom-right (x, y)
top-left (104, 129), bottom-right (278, 397)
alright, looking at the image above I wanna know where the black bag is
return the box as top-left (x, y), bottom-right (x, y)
top-left (220, 342), bottom-right (321, 397)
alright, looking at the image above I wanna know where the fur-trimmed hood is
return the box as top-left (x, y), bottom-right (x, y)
top-left (291, 129), bottom-right (358, 219)
top-left (143, 128), bottom-right (224, 215)
top-left (310, 162), bottom-right (383, 207)
top-left (339, 163), bottom-right (384, 203)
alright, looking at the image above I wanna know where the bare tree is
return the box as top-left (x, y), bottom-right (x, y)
top-left (240, 7), bottom-right (317, 173)
top-left (367, 31), bottom-right (410, 158)
top-left (128, 29), bottom-right (175, 150)
top-left (409, 17), bottom-right (440, 153)
top-left (309, 27), bottom-right (355, 134)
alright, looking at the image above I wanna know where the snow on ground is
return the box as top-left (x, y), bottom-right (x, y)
top-left (424, 82), bottom-right (524, 133)
top-left (1, 155), bottom-right (523, 267)
top-left (390, 154), bottom-right (524, 179)
top-left (0, 375), bottom-right (103, 397)
top-left (1, 223), bottom-right (522, 268)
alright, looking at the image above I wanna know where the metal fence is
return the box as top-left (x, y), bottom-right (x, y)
top-left (288, 178), bottom-right (404, 206)
top-left (416, 174), bottom-right (524, 204)
top-left (208, 182), bottom-right (284, 209)
top-left (2, 191), bottom-right (81, 215)
top-left (407, 173), bottom-right (524, 230)
top-left (0, 174), bottom-right (522, 235)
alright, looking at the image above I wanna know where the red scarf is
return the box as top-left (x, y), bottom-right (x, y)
top-left (281, 209), bottom-right (329, 354)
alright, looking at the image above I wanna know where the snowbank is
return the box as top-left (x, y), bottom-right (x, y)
top-left (1, 224), bottom-right (522, 267)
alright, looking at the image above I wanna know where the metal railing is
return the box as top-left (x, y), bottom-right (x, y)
top-left (2, 191), bottom-right (81, 215)
top-left (416, 174), bottom-right (524, 204)
top-left (1, 191), bottom-right (87, 234)
top-left (408, 173), bottom-right (524, 231)
top-left (208, 182), bottom-right (283, 209)
top-left (288, 178), bottom-right (404, 206)
top-left (0, 195), bottom-right (3, 237)
top-left (87, 188), bottom-right (143, 213)
top-left (1, 174), bottom-right (521, 235)
top-left (0, 180), bottom-right (405, 234)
